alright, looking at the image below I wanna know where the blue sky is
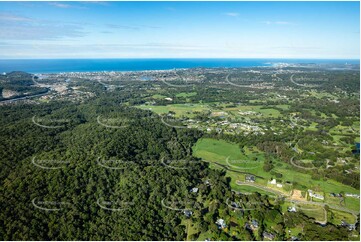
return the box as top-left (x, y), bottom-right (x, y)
top-left (0, 1), bottom-right (359, 59)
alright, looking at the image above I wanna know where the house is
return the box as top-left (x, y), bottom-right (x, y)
top-left (345, 193), bottom-right (360, 199)
top-left (276, 183), bottom-right (283, 188)
top-left (245, 174), bottom-right (256, 183)
top-left (341, 220), bottom-right (356, 231)
top-left (292, 147), bottom-right (300, 154)
top-left (250, 219), bottom-right (259, 230)
top-left (308, 190), bottom-right (324, 200)
top-left (269, 179), bottom-right (277, 185)
top-left (215, 218), bottom-right (227, 229)
top-left (263, 232), bottom-right (275, 240)
top-left (230, 201), bottom-right (239, 209)
top-left (330, 193), bottom-right (343, 198)
top-left (230, 123), bottom-right (238, 128)
top-left (183, 210), bottom-right (193, 218)
top-left (190, 187), bottom-right (199, 193)
top-left (288, 205), bottom-right (297, 212)
top-left (313, 194), bottom-right (324, 200)
top-left (164, 97), bottom-right (173, 101)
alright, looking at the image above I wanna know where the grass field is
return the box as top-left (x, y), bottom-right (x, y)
top-left (307, 91), bottom-right (337, 99)
top-left (192, 138), bottom-right (265, 169)
top-left (232, 183), bottom-right (278, 197)
top-left (296, 204), bottom-right (326, 221)
top-left (176, 92), bottom-right (197, 98)
top-left (329, 209), bottom-right (357, 224)
top-left (344, 197), bottom-right (361, 211)
top-left (192, 138), bottom-right (360, 205)
top-left (282, 201), bottom-right (356, 226)
top-left (136, 103), bottom-right (210, 117)
top-left (224, 105), bottom-right (282, 118)
top-left (285, 226), bottom-right (303, 237)
top-left (196, 231), bottom-right (213, 241)
top-left (137, 102), bottom-right (284, 119)
top-left (151, 94), bottom-right (168, 99)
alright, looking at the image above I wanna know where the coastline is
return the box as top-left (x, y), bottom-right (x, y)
top-left (0, 58), bottom-right (359, 74)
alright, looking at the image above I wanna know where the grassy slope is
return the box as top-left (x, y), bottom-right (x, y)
top-left (193, 138), bottom-right (360, 195)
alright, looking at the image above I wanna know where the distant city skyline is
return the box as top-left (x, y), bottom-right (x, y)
top-left (0, 1), bottom-right (359, 59)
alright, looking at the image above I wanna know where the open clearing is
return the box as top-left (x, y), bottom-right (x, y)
top-left (192, 138), bottom-right (360, 211)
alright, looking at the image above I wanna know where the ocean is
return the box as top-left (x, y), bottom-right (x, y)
top-left (0, 58), bottom-right (359, 73)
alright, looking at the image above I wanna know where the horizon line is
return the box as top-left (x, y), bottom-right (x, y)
top-left (0, 57), bottom-right (359, 60)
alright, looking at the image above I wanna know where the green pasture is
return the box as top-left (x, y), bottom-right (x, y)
top-left (176, 92), bottom-right (197, 98)
top-left (136, 103), bottom-right (210, 117)
top-left (192, 138), bottom-right (360, 208)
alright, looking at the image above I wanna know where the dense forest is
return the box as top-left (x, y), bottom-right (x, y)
top-left (0, 99), bottom-right (354, 240)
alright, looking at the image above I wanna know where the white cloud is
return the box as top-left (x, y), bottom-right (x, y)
top-left (0, 13), bottom-right (33, 22)
top-left (225, 12), bottom-right (239, 17)
top-left (275, 21), bottom-right (293, 25)
top-left (0, 12), bottom-right (86, 40)
top-left (0, 42), bottom-right (213, 58)
top-left (48, 2), bottom-right (87, 9)
top-left (49, 2), bottom-right (71, 9)
top-left (262, 21), bottom-right (294, 25)
top-left (105, 23), bottom-right (160, 31)
top-left (0, 24), bottom-right (85, 40)
top-left (82, 1), bottom-right (110, 6)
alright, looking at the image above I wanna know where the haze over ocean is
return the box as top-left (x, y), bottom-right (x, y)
top-left (0, 58), bottom-right (359, 73)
